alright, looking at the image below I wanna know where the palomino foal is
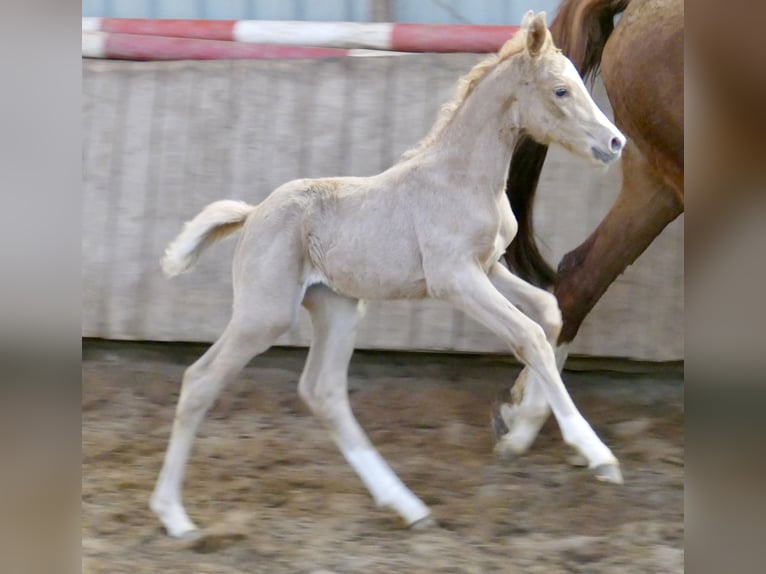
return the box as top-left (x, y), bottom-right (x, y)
top-left (151, 12), bottom-right (625, 538)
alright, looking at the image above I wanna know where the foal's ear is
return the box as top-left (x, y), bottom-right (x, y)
top-left (521, 10), bottom-right (535, 29)
top-left (526, 12), bottom-right (548, 58)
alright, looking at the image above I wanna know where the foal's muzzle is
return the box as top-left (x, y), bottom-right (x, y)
top-left (591, 133), bottom-right (626, 164)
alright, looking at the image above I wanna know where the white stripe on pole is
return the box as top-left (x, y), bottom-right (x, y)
top-left (82, 31), bottom-right (107, 58)
top-left (348, 49), bottom-right (408, 57)
top-left (82, 17), bottom-right (102, 32)
top-left (233, 20), bottom-right (394, 49)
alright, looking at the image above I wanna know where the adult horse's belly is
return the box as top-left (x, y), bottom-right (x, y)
top-left (601, 0), bottom-right (683, 190)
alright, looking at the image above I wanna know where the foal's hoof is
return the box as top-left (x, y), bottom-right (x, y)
top-left (491, 409), bottom-right (510, 441)
top-left (150, 497), bottom-right (200, 539)
top-left (160, 522), bottom-right (200, 540)
top-left (490, 397), bottom-right (515, 442)
top-left (173, 526), bottom-right (202, 540)
top-left (592, 463), bottom-right (624, 484)
top-left (409, 516), bottom-right (438, 530)
top-left (566, 449), bottom-right (588, 468)
top-left (493, 439), bottom-right (521, 461)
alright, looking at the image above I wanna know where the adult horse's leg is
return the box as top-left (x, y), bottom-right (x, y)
top-left (555, 143), bottom-right (683, 344)
top-left (299, 285), bottom-right (432, 526)
top-left (442, 265), bottom-right (621, 481)
top-left (150, 318), bottom-right (291, 537)
top-left (494, 143), bottom-right (683, 461)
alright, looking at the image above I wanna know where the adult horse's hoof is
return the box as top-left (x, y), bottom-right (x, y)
top-left (592, 463), bottom-right (624, 484)
top-left (409, 515), bottom-right (438, 530)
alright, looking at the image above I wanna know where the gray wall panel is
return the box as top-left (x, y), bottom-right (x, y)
top-left (82, 56), bottom-right (683, 360)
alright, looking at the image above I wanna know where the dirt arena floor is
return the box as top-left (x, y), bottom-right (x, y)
top-left (82, 340), bottom-right (683, 574)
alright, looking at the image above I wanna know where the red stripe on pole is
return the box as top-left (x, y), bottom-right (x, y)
top-left (100, 33), bottom-right (351, 61)
top-left (100, 18), bottom-right (237, 41)
top-left (390, 24), bottom-right (520, 53)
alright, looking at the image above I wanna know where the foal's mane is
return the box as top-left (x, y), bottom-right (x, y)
top-left (399, 30), bottom-right (529, 161)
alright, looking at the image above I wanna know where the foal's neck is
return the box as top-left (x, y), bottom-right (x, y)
top-left (428, 66), bottom-right (522, 195)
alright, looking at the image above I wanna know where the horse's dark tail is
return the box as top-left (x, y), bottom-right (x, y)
top-left (503, 136), bottom-right (556, 289)
top-left (550, 0), bottom-right (630, 83)
top-left (504, 0), bottom-right (630, 289)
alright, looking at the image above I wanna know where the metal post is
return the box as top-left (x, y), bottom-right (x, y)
top-left (370, 0), bottom-right (395, 22)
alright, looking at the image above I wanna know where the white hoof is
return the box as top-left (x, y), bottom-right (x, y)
top-left (592, 463), bottom-right (624, 484)
top-left (391, 497), bottom-right (432, 529)
top-left (409, 515), bottom-right (438, 530)
top-left (566, 448), bottom-right (588, 467)
top-left (493, 435), bottom-right (524, 460)
top-left (150, 495), bottom-right (199, 538)
top-left (493, 408), bottom-right (541, 457)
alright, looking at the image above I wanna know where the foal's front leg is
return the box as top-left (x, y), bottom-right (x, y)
top-left (439, 265), bottom-right (622, 482)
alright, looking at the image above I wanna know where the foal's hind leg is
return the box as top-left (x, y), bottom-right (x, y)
top-left (486, 263), bottom-right (565, 458)
top-left (299, 285), bottom-right (432, 527)
top-left (493, 347), bottom-right (571, 460)
top-left (150, 312), bottom-right (294, 538)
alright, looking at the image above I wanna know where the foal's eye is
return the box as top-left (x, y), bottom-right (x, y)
top-left (554, 87), bottom-right (569, 98)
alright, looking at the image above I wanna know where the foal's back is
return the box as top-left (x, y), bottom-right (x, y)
top-left (238, 170), bottom-right (429, 301)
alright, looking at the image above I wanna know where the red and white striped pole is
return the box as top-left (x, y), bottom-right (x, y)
top-left (83, 18), bottom-right (520, 59)
top-left (82, 32), bottom-right (365, 60)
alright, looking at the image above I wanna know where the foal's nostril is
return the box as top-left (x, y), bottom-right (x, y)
top-left (610, 137), bottom-right (623, 152)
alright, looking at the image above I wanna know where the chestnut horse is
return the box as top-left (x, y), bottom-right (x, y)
top-left (493, 0), bottom-right (683, 458)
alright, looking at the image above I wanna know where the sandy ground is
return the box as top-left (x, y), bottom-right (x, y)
top-left (82, 340), bottom-right (683, 573)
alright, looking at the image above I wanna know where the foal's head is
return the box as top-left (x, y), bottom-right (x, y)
top-left (509, 11), bottom-right (626, 165)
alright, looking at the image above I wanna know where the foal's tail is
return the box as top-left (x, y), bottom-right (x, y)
top-left (161, 200), bottom-right (255, 277)
top-left (504, 0), bottom-right (630, 290)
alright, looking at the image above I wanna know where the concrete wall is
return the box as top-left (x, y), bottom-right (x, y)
top-left (82, 56), bottom-right (683, 361)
